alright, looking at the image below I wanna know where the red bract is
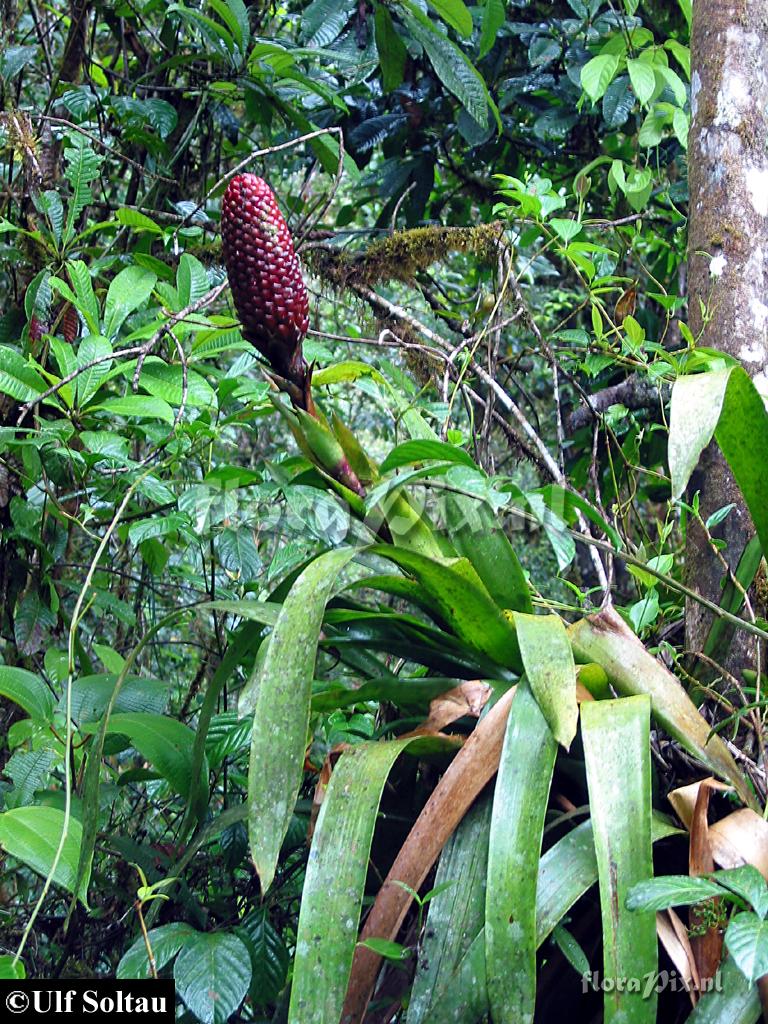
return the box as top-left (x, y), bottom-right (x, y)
top-left (221, 174), bottom-right (309, 382)
top-left (62, 302), bottom-right (79, 343)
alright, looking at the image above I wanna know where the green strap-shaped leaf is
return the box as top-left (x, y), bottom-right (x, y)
top-left (369, 545), bottom-right (521, 671)
top-left (415, 931), bottom-right (488, 1024)
top-left (514, 612), bottom-right (578, 748)
top-left (62, 133), bottom-right (103, 242)
top-left (417, 813), bottom-right (681, 1024)
top-left (486, 683), bottom-right (557, 1024)
top-left (703, 534), bottom-right (763, 667)
top-left (289, 737), bottom-right (415, 1024)
top-left (444, 492), bottom-right (533, 614)
top-left (581, 696), bottom-right (657, 1024)
top-left (407, 796), bottom-right (492, 1023)
top-left (568, 605), bottom-right (755, 807)
top-left (248, 547), bottom-right (358, 890)
top-left (669, 367), bottom-right (768, 556)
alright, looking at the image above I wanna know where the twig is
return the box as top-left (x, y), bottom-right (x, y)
top-left (131, 281), bottom-right (227, 391)
top-left (171, 128), bottom-right (346, 242)
top-left (41, 115), bottom-right (177, 183)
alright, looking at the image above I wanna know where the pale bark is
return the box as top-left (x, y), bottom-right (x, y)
top-left (686, 0), bottom-right (768, 670)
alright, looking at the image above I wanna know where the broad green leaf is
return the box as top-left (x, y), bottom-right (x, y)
top-left (136, 359), bottom-right (217, 409)
top-left (35, 189), bottom-right (64, 243)
top-left (176, 253), bottom-right (210, 309)
top-left (76, 334), bottom-right (112, 406)
top-left (240, 908), bottom-right (290, 1005)
top-left (656, 64), bottom-right (687, 106)
top-left (669, 367), bottom-right (768, 558)
top-left (486, 684), bottom-right (557, 1024)
top-left (550, 217), bottom-right (582, 242)
top-left (105, 712), bottom-right (208, 813)
top-left (626, 875), bottom-right (726, 912)
top-left (0, 346), bottom-right (47, 403)
top-left (65, 260), bottom-right (100, 334)
top-left (374, 4), bottom-right (407, 91)
top-left (514, 612), bottom-right (578, 748)
top-left (369, 545), bottom-right (521, 671)
top-left (174, 932), bottom-right (252, 1024)
top-left (313, 360), bottom-right (384, 387)
top-left (407, 797), bottom-right (491, 1024)
top-left (68, 673), bottom-right (171, 723)
top-left (581, 54), bottom-right (620, 102)
top-left (167, 3), bottom-right (236, 55)
top-left (209, 0), bottom-right (250, 53)
top-left (0, 666), bottom-right (54, 721)
top-left (665, 38), bottom-right (691, 79)
top-left (714, 866), bottom-right (768, 919)
top-left (581, 696), bottom-right (657, 1024)
top-left (725, 913), bottom-right (768, 983)
top-left (1, 44), bottom-right (36, 82)
top-left (479, 0), bottom-right (505, 58)
top-left (14, 589), bottom-right (55, 656)
top-left (688, 954), bottom-right (760, 1023)
top-left (0, 806), bottom-right (88, 904)
top-left (568, 606), bottom-right (754, 807)
top-left (62, 134), bottom-right (103, 242)
top-left (427, 0), bottom-right (473, 37)
top-left (103, 266), bottom-right (157, 340)
top-left (400, 2), bottom-right (489, 127)
top-left (248, 547), bottom-right (358, 890)
top-left (5, 749), bottom-right (55, 808)
top-left (116, 208), bottom-right (163, 234)
top-left (0, 955), bottom-right (25, 979)
top-left (380, 438), bottom-right (477, 472)
top-left (118, 922), bottom-right (197, 978)
top-left (289, 737), bottom-right (416, 1024)
top-left (627, 58), bottom-right (656, 104)
top-left (96, 395), bottom-right (175, 423)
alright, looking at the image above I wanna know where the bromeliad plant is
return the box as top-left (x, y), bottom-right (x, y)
top-left (3, 171), bottom-right (768, 1021)
top-left (170, 178), bottom-right (766, 1022)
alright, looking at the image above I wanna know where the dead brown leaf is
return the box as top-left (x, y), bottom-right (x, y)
top-left (340, 685), bottom-right (516, 1024)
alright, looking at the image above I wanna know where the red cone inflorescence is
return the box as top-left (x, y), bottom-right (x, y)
top-left (221, 174), bottom-right (310, 385)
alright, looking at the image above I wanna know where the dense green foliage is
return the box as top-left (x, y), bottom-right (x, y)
top-left (1, 1), bottom-right (766, 1022)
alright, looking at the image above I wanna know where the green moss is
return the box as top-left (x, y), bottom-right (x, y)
top-left (306, 222), bottom-right (505, 290)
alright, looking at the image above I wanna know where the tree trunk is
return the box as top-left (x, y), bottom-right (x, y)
top-left (685, 0), bottom-right (768, 675)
